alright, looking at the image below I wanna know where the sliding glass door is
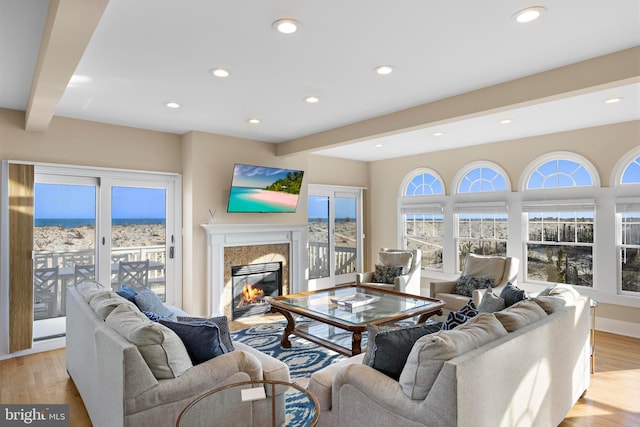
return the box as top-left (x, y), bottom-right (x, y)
top-left (32, 166), bottom-right (180, 341)
top-left (307, 185), bottom-right (363, 289)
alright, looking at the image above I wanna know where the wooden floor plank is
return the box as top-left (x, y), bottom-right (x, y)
top-left (0, 330), bottom-right (638, 427)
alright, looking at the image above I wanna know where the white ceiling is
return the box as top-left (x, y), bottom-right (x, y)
top-left (1, 0), bottom-right (639, 162)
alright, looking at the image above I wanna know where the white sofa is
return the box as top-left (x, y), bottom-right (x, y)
top-left (308, 287), bottom-right (590, 427)
top-left (66, 283), bottom-right (290, 427)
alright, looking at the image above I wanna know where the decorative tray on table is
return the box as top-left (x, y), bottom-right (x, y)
top-left (330, 293), bottom-right (381, 309)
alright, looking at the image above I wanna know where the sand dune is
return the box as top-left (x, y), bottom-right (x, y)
top-left (34, 224), bottom-right (165, 251)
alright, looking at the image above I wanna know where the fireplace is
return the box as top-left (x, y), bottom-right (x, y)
top-left (231, 262), bottom-right (282, 319)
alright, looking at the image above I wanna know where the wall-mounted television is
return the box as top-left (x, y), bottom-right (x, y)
top-left (227, 164), bottom-right (305, 213)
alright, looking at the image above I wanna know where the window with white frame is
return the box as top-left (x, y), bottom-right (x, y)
top-left (616, 152), bottom-right (640, 294)
top-left (400, 169), bottom-right (444, 269)
top-left (454, 164), bottom-right (509, 269)
top-left (523, 154), bottom-right (597, 287)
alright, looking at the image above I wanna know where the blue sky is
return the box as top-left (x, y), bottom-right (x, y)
top-left (232, 164), bottom-right (301, 188)
top-left (308, 196), bottom-right (355, 220)
top-left (35, 184), bottom-right (165, 219)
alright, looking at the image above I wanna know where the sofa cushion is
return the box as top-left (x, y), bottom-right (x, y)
top-left (105, 303), bottom-right (192, 378)
top-left (373, 264), bottom-right (404, 284)
top-left (494, 299), bottom-right (548, 332)
top-left (159, 320), bottom-right (228, 364)
top-left (378, 250), bottom-right (413, 270)
top-left (530, 296), bottom-right (566, 315)
top-left (365, 322), bottom-right (442, 380)
top-left (455, 275), bottom-right (494, 297)
top-left (399, 313), bottom-right (508, 400)
top-left (76, 281), bottom-right (108, 303)
top-left (477, 290), bottom-right (506, 313)
top-left (177, 315), bottom-right (235, 352)
top-left (464, 254), bottom-right (506, 285)
top-left (134, 287), bottom-right (173, 318)
top-left (499, 282), bottom-right (528, 307)
top-left (548, 284), bottom-right (581, 303)
top-left (90, 291), bottom-right (136, 320)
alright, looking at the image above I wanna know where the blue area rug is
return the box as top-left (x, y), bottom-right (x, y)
top-left (231, 319), bottom-right (348, 426)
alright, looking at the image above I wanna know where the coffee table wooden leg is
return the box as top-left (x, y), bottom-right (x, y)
top-left (417, 309), bottom-right (443, 324)
top-left (351, 332), bottom-right (362, 356)
top-left (271, 308), bottom-right (295, 349)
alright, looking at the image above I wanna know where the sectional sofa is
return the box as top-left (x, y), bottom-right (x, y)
top-left (308, 287), bottom-right (591, 427)
top-left (66, 282), bottom-right (290, 427)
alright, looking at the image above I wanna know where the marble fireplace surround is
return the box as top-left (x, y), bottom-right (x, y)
top-left (201, 223), bottom-right (306, 317)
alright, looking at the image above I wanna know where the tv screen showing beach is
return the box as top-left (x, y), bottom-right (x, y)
top-left (227, 164), bottom-right (304, 213)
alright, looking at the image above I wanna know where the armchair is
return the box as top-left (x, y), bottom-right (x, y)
top-left (429, 254), bottom-right (519, 314)
top-left (356, 248), bottom-right (421, 295)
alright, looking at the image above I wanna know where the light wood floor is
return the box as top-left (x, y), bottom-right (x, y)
top-left (1, 329), bottom-right (638, 426)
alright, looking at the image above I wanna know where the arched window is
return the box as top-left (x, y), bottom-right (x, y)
top-left (399, 169), bottom-right (445, 269)
top-left (403, 170), bottom-right (444, 196)
top-left (621, 155), bottom-right (640, 185)
top-left (522, 153), bottom-right (597, 287)
top-left (524, 153), bottom-right (598, 190)
top-left (455, 162), bottom-right (509, 193)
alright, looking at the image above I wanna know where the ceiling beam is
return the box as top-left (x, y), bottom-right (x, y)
top-left (276, 46), bottom-right (640, 157)
top-left (25, 0), bottom-right (109, 132)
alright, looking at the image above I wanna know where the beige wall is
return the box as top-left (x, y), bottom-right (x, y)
top-left (0, 108), bottom-right (181, 171)
top-left (180, 134), bottom-right (369, 315)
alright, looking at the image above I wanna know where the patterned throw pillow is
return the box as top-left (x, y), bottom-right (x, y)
top-left (454, 275), bottom-right (494, 297)
top-left (440, 311), bottom-right (470, 330)
top-left (458, 299), bottom-right (479, 318)
top-left (373, 264), bottom-right (404, 284)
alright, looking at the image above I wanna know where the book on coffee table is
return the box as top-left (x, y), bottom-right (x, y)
top-left (330, 294), bottom-right (380, 308)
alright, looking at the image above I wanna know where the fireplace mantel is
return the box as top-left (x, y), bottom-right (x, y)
top-left (201, 223), bottom-right (306, 316)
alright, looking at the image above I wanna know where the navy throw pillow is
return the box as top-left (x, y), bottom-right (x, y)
top-left (441, 311), bottom-right (470, 330)
top-left (458, 299), bottom-right (479, 318)
top-left (177, 316), bottom-right (235, 352)
top-left (500, 282), bottom-right (528, 308)
top-left (159, 320), bottom-right (228, 365)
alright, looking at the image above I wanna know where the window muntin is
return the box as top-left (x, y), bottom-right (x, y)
top-left (403, 212), bottom-right (443, 269)
top-left (527, 159), bottom-right (593, 189)
top-left (458, 167), bottom-right (507, 193)
top-left (405, 172), bottom-right (443, 196)
top-left (525, 208), bottom-right (594, 287)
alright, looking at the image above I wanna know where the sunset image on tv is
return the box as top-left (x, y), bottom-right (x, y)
top-left (227, 164), bottom-right (304, 213)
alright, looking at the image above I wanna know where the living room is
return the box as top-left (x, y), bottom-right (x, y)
top-left (1, 1), bottom-right (639, 426)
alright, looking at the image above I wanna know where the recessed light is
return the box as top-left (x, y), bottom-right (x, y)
top-left (375, 144), bottom-right (383, 148)
top-left (272, 19), bottom-right (300, 34)
top-left (305, 96), bottom-right (319, 103)
top-left (165, 102), bottom-right (180, 109)
top-left (209, 68), bottom-right (230, 78)
top-left (374, 65), bottom-right (395, 75)
top-left (500, 119), bottom-right (513, 124)
top-left (604, 97), bottom-right (623, 104)
top-left (433, 132), bottom-right (444, 137)
top-left (247, 118), bottom-right (261, 124)
top-left (513, 6), bottom-right (546, 23)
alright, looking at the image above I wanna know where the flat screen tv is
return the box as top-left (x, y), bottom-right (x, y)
top-left (227, 164), bottom-right (304, 213)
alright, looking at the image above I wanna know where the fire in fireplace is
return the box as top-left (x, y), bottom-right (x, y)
top-left (231, 262), bottom-right (282, 319)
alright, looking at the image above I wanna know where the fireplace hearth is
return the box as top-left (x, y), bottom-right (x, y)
top-left (232, 262), bottom-right (282, 319)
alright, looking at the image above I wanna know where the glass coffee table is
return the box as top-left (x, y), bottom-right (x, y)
top-left (176, 379), bottom-right (319, 427)
top-left (268, 284), bottom-right (445, 356)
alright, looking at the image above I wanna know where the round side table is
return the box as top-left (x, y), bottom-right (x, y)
top-left (177, 379), bottom-right (319, 427)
